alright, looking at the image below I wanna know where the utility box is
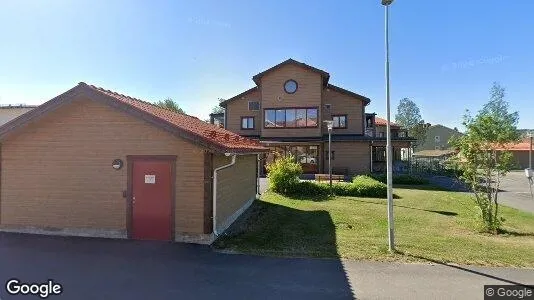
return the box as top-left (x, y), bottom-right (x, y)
top-left (525, 168), bottom-right (533, 178)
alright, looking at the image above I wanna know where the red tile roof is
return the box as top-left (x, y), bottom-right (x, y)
top-left (494, 137), bottom-right (533, 151)
top-left (375, 117), bottom-right (400, 128)
top-left (82, 83), bottom-right (267, 153)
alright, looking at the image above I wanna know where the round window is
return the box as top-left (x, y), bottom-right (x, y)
top-left (284, 80), bottom-right (298, 94)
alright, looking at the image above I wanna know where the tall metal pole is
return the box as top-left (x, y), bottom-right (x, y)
top-left (529, 134), bottom-right (532, 169)
top-left (384, 1), bottom-right (395, 252)
top-left (329, 128), bottom-right (332, 191)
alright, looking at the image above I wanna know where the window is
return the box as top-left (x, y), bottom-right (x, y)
top-left (435, 146), bottom-right (441, 150)
top-left (248, 101), bottom-right (260, 111)
top-left (264, 108), bottom-right (319, 128)
top-left (275, 109), bottom-right (285, 127)
top-left (379, 132), bottom-right (385, 138)
top-left (284, 79), bottom-right (298, 94)
top-left (435, 136), bottom-right (441, 142)
top-left (398, 131), bottom-right (406, 137)
top-left (373, 147), bottom-right (386, 162)
top-left (286, 109), bottom-right (296, 127)
top-left (306, 108), bottom-right (318, 127)
top-left (241, 117), bottom-right (254, 129)
top-left (332, 115), bottom-right (347, 128)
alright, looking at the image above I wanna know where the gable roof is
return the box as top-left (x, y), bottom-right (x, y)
top-left (0, 83), bottom-right (267, 154)
top-left (375, 117), bottom-right (400, 128)
top-left (327, 84), bottom-right (371, 105)
top-left (219, 86), bottom-right (258, 108)
top-left (252, 58), bottom-right (330, 86)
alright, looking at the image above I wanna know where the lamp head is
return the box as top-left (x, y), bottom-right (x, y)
top-left (323, 120), bottom-right (334, 131)
top-left (382, 0), bottom-right (394, 5)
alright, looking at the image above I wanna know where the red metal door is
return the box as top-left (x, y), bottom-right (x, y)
top-left (131, 160), bottom-right (172, 241)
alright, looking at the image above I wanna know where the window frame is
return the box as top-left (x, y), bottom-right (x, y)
top-left (240, 116), bottom-right (255, 130)
top-left (435, 135), bottom-right (441, 143)
top-left (248, 101), bottom-right (260, 111)
top-left (332, 114), bottom-right (348, 129)
top-left (263, 107), bottom-right (319, 129)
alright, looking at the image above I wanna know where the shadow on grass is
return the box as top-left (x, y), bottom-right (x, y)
top-left (351, 198), bottom-right (458, 217)
top-left (497, 228), bottom-right (534, 237)
top-left (393, 184), bottom-right (453, 192)
top-left (396, 251), bottom-right (534, 289)
top-left (214, 200), bottom-right (355, 298)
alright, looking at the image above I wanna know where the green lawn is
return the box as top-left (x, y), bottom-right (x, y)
top-left (215, 186), bottom-right (534, 268)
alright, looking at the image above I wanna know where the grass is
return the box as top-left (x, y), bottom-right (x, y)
top-left (214, 186), bottom-right (534, 268)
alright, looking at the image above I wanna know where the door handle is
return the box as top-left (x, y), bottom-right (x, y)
top-left (132, 196), bottom-right (136, 204)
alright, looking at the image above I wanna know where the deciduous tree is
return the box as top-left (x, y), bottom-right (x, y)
top-left (155, 98), bottom-right (185, 114)
top-left (450, 82), bottom-right (520, 233)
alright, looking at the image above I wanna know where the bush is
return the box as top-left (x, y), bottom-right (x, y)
top-left (266, 155), bottom-right (302, 194)
top-left (369, 173), bottom-right (429, 185)
top-left (350, 175), bottom-right (388, 197)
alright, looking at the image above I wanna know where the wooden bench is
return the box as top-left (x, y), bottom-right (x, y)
top-left (315, 174), bottom-right (345, 182)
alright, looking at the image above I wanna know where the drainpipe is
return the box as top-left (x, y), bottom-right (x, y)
top-left (256, 154), bottom-right (261, 197)
top-left (212, 153), bottom-right (236, 237)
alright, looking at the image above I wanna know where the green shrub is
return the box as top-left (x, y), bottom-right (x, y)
top-left (350, 175), bottom-right (388, 197)
top-left (369, 173), bottom-right (429, 185)
top-left (293, 181), bottom-right (330, 197)
top-left (267, 155), bottom-right (302, 194)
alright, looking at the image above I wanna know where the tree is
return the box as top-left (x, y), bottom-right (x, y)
top-left (211, 98), bottom-right (225, 114)
top-left (155, 98), bottom-right (184, 114)
top-left (395, 98), bottom-right (427, 147)
top-left (450, 82), bottom-right (520, 233)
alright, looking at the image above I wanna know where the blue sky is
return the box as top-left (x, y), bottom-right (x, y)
top-left (0, 0), bottom-right (532, 129)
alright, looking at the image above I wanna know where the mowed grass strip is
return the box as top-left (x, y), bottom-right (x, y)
top-left (215, 186), bottom-right (534, 267)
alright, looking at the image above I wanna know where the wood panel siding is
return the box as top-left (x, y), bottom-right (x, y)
top-left (225, 89), bottom-right (261, 136)
top-left (260, 64), bottom-right (323, 138)
top-left (0, 97), bottom-right (206, 235)
top-left (328, 142), bottom-right (371, 175)
top-left (323, 89), bottom-right (364, 135)
top-left (213, 154), bottom-right (256, 230)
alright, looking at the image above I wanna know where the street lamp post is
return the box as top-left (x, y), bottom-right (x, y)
top-left (324, 120), bottom-right (334, 193)
top-left (382, 0), bottom-right (395, 252)
top-left (529, 132), bottom-right (532, 170)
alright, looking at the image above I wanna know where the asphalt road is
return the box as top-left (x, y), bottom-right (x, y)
top-left (499, 171), bottom-right (534, 213)
top-left (0, 232), bottom-right (532, 300)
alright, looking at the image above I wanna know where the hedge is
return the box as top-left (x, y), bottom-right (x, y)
top-left (369, 174), bottom-right (429, 185)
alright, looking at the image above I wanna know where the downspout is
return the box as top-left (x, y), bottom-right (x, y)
top-left (212, 153), bottom-right (236, 237)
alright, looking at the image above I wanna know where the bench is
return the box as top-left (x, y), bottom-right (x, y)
top-left (315, 174), bottom-right (345, 182)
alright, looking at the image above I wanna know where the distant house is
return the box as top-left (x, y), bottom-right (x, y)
top-left (0, 105), bottom-right (37, 125)
top-left (415, 124), bottom-right (462, 152)
top-left (496, 137), bottom-right (532, 169)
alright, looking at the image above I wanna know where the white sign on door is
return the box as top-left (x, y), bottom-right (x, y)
top-left (144, 175), bottom-right (156, 184)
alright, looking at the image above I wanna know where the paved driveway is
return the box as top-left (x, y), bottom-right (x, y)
top-left (499, 171), bottom-right (534, 213)
top-left (0, 233), bottom-right (532, 300)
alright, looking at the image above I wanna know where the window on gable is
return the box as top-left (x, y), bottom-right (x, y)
top-left (241, 117), bottom-right (255, 129)
top-left (332, 115), bottom-right (347, 128)
top-left (248, 101), bottom-right (260, 111)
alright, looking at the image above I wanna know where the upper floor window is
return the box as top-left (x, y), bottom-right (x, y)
top-left (248, 101), bottom-right (260, 111)
top-left (435, 136), bottom-right (441, 143)
top-left (264, 108), bottom-right (318, 128)
top-left (284, 79), bottom-right (298, 94)
top-left (378, 132), bottom-right (385, 138)
top-left (241, 117), bottom-right (255, 129)
top-left (332, 115), bottom-right (347, 129)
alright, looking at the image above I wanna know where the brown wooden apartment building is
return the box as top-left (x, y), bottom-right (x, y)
top-left (211, 59), bottom-right (416, 175)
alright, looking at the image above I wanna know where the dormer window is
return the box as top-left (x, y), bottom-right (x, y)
top-left (284, 79), bottom-right (298, 94)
